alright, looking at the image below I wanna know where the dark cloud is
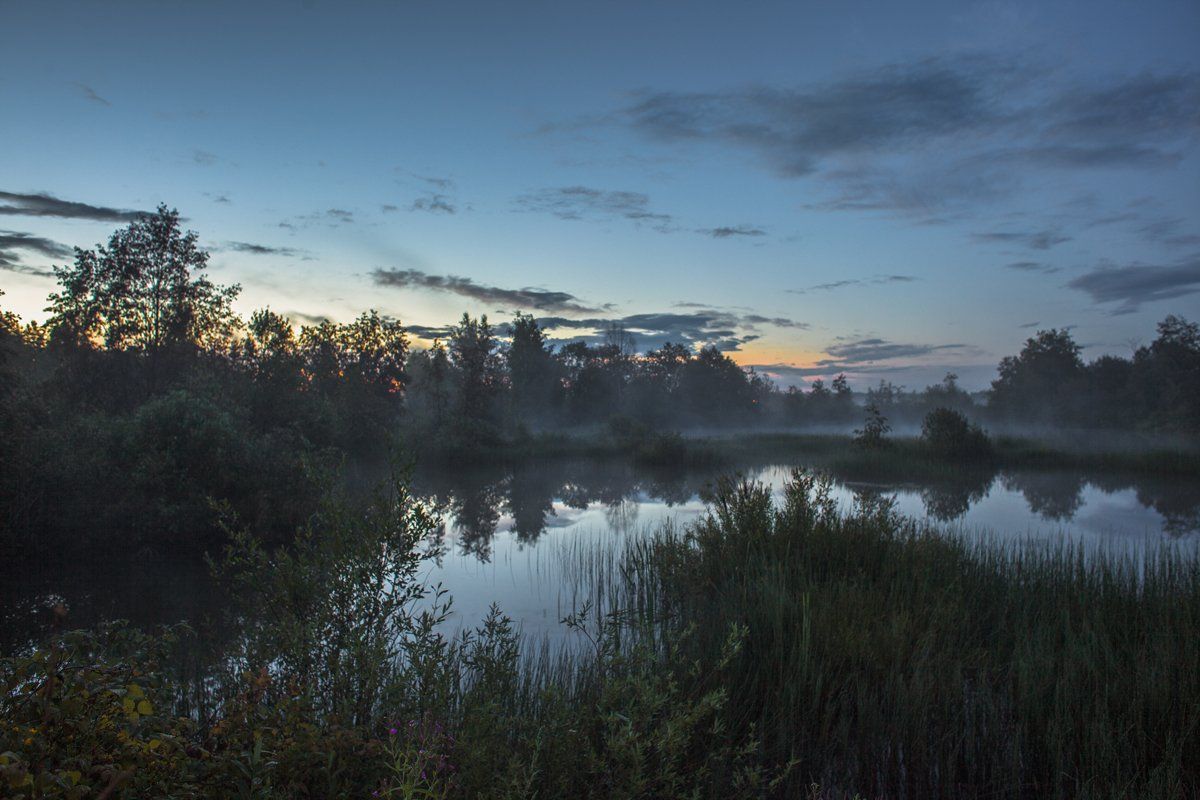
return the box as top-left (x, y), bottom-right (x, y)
top-left (73, 82), bottom-right (110, 106)
top-left (411, 194), bottom-right (457, 214)
top-left (406, 324), bottom-right (456, 340)
top-left (1066, 256), bottom-right (1200, 314)
top-left (1005, 261), bottom-right (1061, 274)
top-left (223, 241), bottom-right (308, 258)
top-left (535, 310), bottom-right (807, 353)
top-left (193, 150), bottom-right (219, 166)
top-left (371, 268), bottom-right (603, 314)
top-left (699, 225), bottom-right (767, 238)
top-left (972, 229), bottom-right (1071, 250)
top-left (286, 311), bottom-right (332, 326)
top-left (0, 190), bottom-right (147, 222)
top-left (0, 230), bottom-right (73, 276)
top-left (1018, 321), bottom-right (1041, 329)
top-left (381, 204), bottom-right (399, 213)
top-left (565, 57), bottom-right (1199, 219)
top-left (415, 174), bottom-right (455, 190)
top-left (618, 56), bottom-right (1009, 176)
top-left (790, 274), bottom-right (916, 294)
top-left (515, 186), bottom-right (675, 232)
top-left (280, 208), bottom-right (355, 229)
top-left (817, 337), bottom-right (968, 367)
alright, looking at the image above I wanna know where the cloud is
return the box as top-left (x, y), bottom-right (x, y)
top-left (1005, 260), bottom-right (1061, 274)
top-left (381, 204), bottom-right (399, 213)
top-left (1018, 321), bottom-right (1041, 329)
top-left (1066, 256), bottom-right (1200, 314)
top-left (699, 225), bottom-right (767, 238)
top-left (411, 194), bottom-right (457, 214)
top-left (790, 274), bottom-right (916, 294)
top-left (618, 55), bottom-right (1011, 177)
top-left (371, 268), bottom-right (604, 314)
top-left (405, 324), bottom-right (456, 341)
top-left (559, 57), bottom-right (1199, 219)
top-left (817, 337), bottom-right (968, 367)
top-left (0, 230), bottom-right (73, 276)
top-left (223, 241), bottom-right (309, 258)
top-left (192, 150), bottom-right (219, 166)
top-left (73, 82), bottom-right (110, 106)
top-left (515, 186), bottom-right (675, 231)
top-left (415, 174), bottom-right (455, 190)
top-left (972, 229), bottom-right (1071, 250)
top-left (0, 190), bottom-right (147, 222)
top-left (280, 311), bottom-right (338, 327)
top-left (534, 310), bottom-right (807, 353)
top-left (280, 208), bottom-right (355, 229)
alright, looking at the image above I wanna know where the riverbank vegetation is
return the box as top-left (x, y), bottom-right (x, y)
top-left (3, 470), bottom-right (1196, 798)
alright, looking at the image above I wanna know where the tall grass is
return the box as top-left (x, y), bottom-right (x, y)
top-left (558, 471), bottom-right (1200, 798)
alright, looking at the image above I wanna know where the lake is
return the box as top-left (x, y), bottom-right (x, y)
top-left (4, 455), bottom-right (1197, 652)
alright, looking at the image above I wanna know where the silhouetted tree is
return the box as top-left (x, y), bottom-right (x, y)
top-left (854, 403), bottom-right (891, 449)
top-left (46, 205), bottom-right (240, 391)
top-left (449, 313), bottom-right (501, 443)
top-left (506, 312), bottom-right (560, 427)
top-left (990, 328), bottom-right (1084, 422)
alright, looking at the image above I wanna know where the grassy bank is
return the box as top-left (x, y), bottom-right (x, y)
top-left (3, 471), bottom-right (1197, 798)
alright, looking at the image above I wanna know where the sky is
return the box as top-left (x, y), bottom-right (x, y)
top-left (1, 0), bottom-right (1198, 389)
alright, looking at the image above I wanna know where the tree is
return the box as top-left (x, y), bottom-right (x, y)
top-left (990, 328), bottom-right (1084, 421)
top-left (853, 403), bottom-right (891, 449)
top-left (507, 312), bottom-right (559, 426)
top-left (1133, 315), bottom-right (1200, 431)
top-left (46, 205), bottom-right (240, 360)
top-left (448, 313), bottom-right (501, 441)
top-left (339, 310), bottom-right (408, 395)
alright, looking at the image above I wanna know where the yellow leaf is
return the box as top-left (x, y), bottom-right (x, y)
top-left (126, 684), bottom-right (144, 699)
top-left (137, 700), bottom-right (153, 715)
top-left (122, 697), bottom-right (135, 713)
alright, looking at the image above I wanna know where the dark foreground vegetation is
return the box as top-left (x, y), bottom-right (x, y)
top-left (2, 206), bottom-right (1197, 559)
top-left (2, 471), bottom-right (1196, 799)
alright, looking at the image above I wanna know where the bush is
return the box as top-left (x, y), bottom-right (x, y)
top-left (921, 407), bottom-right (993, 459)
top-left (852, 403), bottom-right (891, 449)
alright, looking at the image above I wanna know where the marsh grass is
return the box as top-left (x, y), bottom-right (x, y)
top-left (554, 471), bottom-right (1200, 798)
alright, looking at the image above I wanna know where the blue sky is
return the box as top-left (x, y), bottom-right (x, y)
top-left (1, 0), bottom-right (1198, 388)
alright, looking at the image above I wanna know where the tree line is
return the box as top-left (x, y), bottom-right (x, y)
top-left (2, 207), bottom-right (1197, 552)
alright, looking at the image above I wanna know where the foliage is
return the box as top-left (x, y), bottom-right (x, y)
top-left (920, 406), bottom-right (993, 459)
top-left (852, 402), bottom-right (890, 449)
top-left (46, 205), bottom-right (240, 359)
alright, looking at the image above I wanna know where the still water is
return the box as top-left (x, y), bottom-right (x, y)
top-left (4, 456), bottom-right (1197, 650)
top-left (412, 459), bottom-right (1199, 641)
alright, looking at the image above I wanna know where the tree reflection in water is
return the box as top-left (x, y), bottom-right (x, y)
top-left (919, 467), bottom-right (995, 522)
top-left (407, 458), bottom-right (1198, 560)
top-left (1002, 472), bottom-right (1086, 521)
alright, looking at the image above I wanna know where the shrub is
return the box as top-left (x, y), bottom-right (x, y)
top-left (852, 403), bottom-right (891, 449)
top-left (921, 407), bottom-right (993, 459)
